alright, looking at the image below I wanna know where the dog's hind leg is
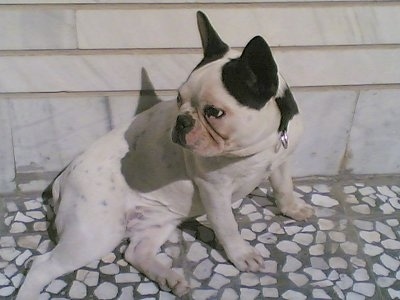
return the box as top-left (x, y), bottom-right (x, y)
top-left (16, 220), bottom-right (123, 300)
top-left (124, 208), bottom-right (190, 297)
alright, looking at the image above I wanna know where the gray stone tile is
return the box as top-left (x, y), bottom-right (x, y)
top-left (2, 179), bottom-right (400, 299)
top-left (343, 184), bottom-right (400, 217)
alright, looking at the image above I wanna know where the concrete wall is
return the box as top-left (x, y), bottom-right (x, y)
top-left (1, 1), bottom-right (400, 193)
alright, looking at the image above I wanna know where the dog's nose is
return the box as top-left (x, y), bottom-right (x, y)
top-left (176, 114), bottom-right (194, 132)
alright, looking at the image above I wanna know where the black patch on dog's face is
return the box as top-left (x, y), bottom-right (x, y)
top-left (275, 88), bottom-right (299, 132)
top-left (222, 36), bottom-right (278, 110)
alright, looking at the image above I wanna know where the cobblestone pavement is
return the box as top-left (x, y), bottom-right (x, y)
top-left (1, 177), bottom-right (400, 299)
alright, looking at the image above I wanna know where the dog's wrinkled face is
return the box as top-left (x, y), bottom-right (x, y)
top-left (171, 12), bottom-right (281, 157)
top-left (172, 60), bottom-right (271, 157)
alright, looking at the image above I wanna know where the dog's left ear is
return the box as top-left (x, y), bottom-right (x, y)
top-left (222, 36), bottom-right (279, 110)
top-left (195, 11), bottom-right (229, 69)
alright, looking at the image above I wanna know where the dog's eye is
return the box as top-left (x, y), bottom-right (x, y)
top-left (204, 105), bottom-right (225, 119)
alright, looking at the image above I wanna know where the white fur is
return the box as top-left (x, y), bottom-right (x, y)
top-left (17, 98), bottom-right (312, 299)
top-left (17, 30), bottom-right (313, 300)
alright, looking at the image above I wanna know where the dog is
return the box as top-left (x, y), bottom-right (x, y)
top-left (16, 11), bottom-right (314, 299)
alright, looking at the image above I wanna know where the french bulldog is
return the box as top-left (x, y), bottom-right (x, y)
top-left (17, 11), bottom-right (314, 299)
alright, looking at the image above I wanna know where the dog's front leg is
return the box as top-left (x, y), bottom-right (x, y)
top-left (195, 178), bottom-right (264, 272)
top-left (270, 160), bottom-right (314, 220)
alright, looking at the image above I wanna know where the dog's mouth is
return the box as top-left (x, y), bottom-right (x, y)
top-left (171, 128), bottom-right (188, 148)
top-left (171, 113), bottom-right (226, 156)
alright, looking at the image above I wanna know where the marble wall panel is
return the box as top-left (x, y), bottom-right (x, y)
top-left (0, 0), bottom-right (374, 3)
top-left (107, 94), bottom-right (170, 129)
top-left (0, 54), bottom-right (196, 93)
top-left (277, 48), bottom-right (400, 89)
top-left (4, 94), bottom-right (171, 176)
top-left (291, 90), bottom-right (358, 177)
top-left (0, 10), bottom-right (77, 50)
top-left (1, 48), bottom-right (400, 93)
top-left (1, 1), bottom-right (399, 179)
top-left (0, 100), bottom-right (16, 193)
top-left (106, 96), bottom-right (140, 129)
top-left (3, 90), bottom-right (359, 180)
top-left (2, 88), bottom-right (399, 181)
top-left (77, 6), bottom-right (400, 49)
top-left (346, 89), bottom-right (400, 174)
top-left (8, 97), bottom-right (111, 173)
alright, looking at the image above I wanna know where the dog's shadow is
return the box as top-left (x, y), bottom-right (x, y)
top-left (133, 69), bottom-right (232, 262)
top-left (43, 67), bottom-right (163, 242)
top-left (134, 67), bottom-right (162, 116)
top-left (179, 192), bottom-right (281, 264)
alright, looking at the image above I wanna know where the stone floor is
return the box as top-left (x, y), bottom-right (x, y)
top-left (1, 177), bottom-right (400, 299)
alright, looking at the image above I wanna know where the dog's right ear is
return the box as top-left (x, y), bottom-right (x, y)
top-left (195, 11), bottom-right (229, 69)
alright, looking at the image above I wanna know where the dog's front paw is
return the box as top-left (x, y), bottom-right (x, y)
top-left (281, 198), bottom-right (314, 221)
top-left (226, 242), bottom-right (264, 272)
top-left (157, 269), bottom-right (190, 297)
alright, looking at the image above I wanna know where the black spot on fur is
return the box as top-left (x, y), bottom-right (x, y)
top-left (275, 88), bottom-right (299, 132)
top-left (128, 210), bottom-right (146, 221)
top-left (222, 36), bottom-right (278, 110)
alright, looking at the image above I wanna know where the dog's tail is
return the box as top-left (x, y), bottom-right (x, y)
top-left (41, 179), bottom-right (55, 204)
top-left (41, 164), bottom-right (68, 205)
top-left (42, 165), bottom-right (68, 243)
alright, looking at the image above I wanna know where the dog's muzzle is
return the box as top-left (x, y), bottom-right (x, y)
top-left (171, 114), bottom-right (195, 146)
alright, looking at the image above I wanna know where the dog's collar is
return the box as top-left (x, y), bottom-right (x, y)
top-left (279, 129), bottom-right (288, 149)
top-left (275, 128), bottom-right (289, 153)
top-left (275, 86), bottom-right (298, 151)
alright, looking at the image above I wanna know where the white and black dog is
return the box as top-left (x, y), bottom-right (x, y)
top-left (17, 11), bottom-right (314, 299)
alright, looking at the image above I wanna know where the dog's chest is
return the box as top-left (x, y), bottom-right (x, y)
top-left (213, 151), bottom-right (280, 201)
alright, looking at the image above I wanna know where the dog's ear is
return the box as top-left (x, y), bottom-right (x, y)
top-left (222, 36), bottom-right (279, 110)
top-left (195, 11), bottom-right (229, 69)
top-left (240, 36), bottom-right (279, 102)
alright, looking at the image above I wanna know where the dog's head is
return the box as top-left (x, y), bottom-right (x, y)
top-left (172, 11), bottom-right (295, 157)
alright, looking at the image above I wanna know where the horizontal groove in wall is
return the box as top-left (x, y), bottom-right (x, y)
top-left (14, 172), bottom-right (400, 184)
top-left (1, 1), bottom-right (400, 10)
top-left (2, 83), bottom-right (400, 99)
top-left (1, 44), bottom-right (400, 57)
top-left (0, 48), bottom-right (199, 57)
